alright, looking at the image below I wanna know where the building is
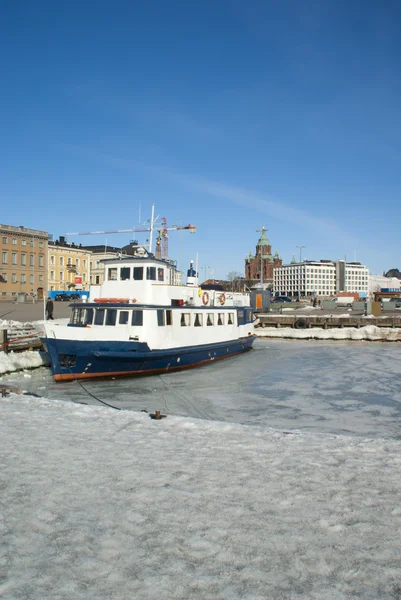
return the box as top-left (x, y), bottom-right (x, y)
top-left (368, 274), bottom-right (401, 296)
top-left (244, 227), bottom-right (282, 287)
top-left (0, 224), bottom-right (48, 300)
top-left (81, 245), bottom-right (122, 286)
top-left (48, 237), bottom-right (92, 292)
top-left (273, 260), bottom-right (369, 298)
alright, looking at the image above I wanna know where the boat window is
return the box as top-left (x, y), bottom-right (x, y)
top-left (246, 309), bottom-right (253, 323)
top-left (131, 310), bottom-right (143, 326)
top-left (94, 308), bottom-right (105, 325)
top-left (158, 268), bottom-right (164, 282)
top-left (119, 310), bottom-right (129, 325)
top-left (133, 267), bottom-right (143, 281)
top-left (217, 313), bottom-right (224, 326)
top-left (108, 268), bottom-right (118, 281)
top-left (228, 312), bottom-right (234, 325)
top-left (120, 267), bottom-right (131, 281)
top-left (194, 313), bottom-right (203, 327)
top-left (157, 310), bottom-right (165, 326)
top-left (237, 309), bottom-right (245, 325)
top-left (105, 309), bottom-right (117, 326)
top-left (146, 266), bottom-right (156, 280)
top-left (70, 308), bottom-right (82, 325)
top-left (180, 313), bottom-right (190, 326)
top-left (166, 310), bottom-right (172, 326)
top-left (85, 308), bottom-right (94, 325)
top-left (207, 313), bottom-right (214, 326)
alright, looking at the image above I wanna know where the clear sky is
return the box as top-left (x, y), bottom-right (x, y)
top-left (1, 0), bottom-right (400, 278)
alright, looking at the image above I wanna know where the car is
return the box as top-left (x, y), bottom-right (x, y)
top-left (271, 296), bottom-right (292, 303)
top-left (54, 293), bottom-right (80, 301)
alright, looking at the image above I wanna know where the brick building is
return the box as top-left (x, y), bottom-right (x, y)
top-left (244, 227), bottom-right (282, 287)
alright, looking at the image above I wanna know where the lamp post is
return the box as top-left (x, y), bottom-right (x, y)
top-left (296, 245), bottom-right (306, 263)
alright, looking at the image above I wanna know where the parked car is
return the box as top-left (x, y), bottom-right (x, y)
top-left (271, 296), bottom-right (292, 303)
top-left (54, 293), bottom-right (80, 301)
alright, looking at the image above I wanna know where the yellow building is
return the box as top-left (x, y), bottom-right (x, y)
top-left (0, 224), bottom-right (48, 300)
top-left (48, 237), bottom-right (91, 292)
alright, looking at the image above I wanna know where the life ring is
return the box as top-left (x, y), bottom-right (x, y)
top-left (219, 293), bottom-right (226, 306)
top-left (202, 291), bottom-right (209, 305)
top-left (294, 318), bottom-right (308, 330)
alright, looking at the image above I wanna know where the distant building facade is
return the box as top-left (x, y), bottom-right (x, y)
top-left (0, 224), bottom-right (48, 299)
top-left (48, 237), bottom-right (92, 292)
top-left (81, 245), bottom-right (122, 286)
top-left (274, 260), bottom-right (369, 298)
top-left (244, 227), bottom-right (282, 287)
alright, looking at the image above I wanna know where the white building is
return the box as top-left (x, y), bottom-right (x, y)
top-left (368, 275), bottom-right (401, 296)
top-left (274, 260), bottom-right (369, 298)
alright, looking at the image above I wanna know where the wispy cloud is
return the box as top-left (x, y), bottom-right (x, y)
top-left (55, 142), bottom-right (358, 244)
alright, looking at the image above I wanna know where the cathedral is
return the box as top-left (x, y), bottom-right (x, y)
top-left (244, 227), bottom-right (282, 287)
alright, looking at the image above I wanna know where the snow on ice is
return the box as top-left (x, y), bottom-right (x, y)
top-left (1, 394), bottom-right (401, 600)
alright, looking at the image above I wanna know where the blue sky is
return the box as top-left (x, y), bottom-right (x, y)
top-left (1, 0), bottom-right (401, 278)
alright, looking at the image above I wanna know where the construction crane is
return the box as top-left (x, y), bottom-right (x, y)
top-left (65, 205), bottom-right (196, 260)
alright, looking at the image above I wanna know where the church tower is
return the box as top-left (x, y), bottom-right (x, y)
top-left (244, 226), bottom-right (282, 287)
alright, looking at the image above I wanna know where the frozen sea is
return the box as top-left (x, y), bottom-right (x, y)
top-left (2, 339), bottom-right (401, 599)
top-left (4, 339), bottom-right (401, 439)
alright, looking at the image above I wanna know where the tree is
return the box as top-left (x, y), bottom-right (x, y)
top-left (385, 268), bottom-right (401, 279)
top-left (226, 271), bottom-right (243, 292)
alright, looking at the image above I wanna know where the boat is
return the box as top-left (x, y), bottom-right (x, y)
top-left (41, 247), bottom-right (256, 382)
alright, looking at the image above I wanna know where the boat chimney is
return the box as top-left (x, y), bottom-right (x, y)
top-left (186, 260), bottom-right (197, 286)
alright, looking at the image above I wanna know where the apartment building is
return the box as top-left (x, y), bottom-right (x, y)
top-left (0, 224), bottom-right (48, 299)
top-left (48, 237), bottom-right (92, 292)
top-left (273, 259), bottom-right (369, 298)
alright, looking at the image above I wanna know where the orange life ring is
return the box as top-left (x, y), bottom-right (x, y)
top-left (202, 291), bottom-right (209, 305)
top-left (219, 293), bottom-right (226, 306)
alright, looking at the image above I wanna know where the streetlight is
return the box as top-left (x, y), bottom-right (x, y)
top-left (296, 245), bottom-right (306, 263)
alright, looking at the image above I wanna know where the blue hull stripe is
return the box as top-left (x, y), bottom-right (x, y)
top-left (44, 336), bottom-right (256, 381)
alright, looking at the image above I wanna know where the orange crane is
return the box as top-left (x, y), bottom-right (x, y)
top-left (65, 205), bottom-right (196, 260)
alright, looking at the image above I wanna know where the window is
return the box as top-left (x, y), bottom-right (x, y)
top-left (131, 311), bottom-right (143, 326)
top-left (1, 272), bottom-right (7, 283)
top-left (246, 310), bottom-right (253, 322)
top-left (217, 313), bottom-right (224, 325)
top-left (85, 309), bottom-right (94, 325)
top-left (133, 267), bottom-right (143, 280)
top-left (2, 237), bottom-right (7, 243)
top-left (20, 274), bottom-right (26, 283)
top-left (237, 310), bottom-right (245, 325)
top-left (39, 275), bottom-right (43, 281)
top-left (30, 239), bottom-right (34, 247)
top-left (83, 259), bottom-right (87, 268)
top-left (12, 273), bottom-right (17, 283)
top-left (76, 258), bottom-right (79, 267)
top-left (12, 253), bottom-right (17, 265)
top-left (158, 268), bottom-right (164, 282)
top-left (83, 273), bottom-right (86, 282)
top-left (39, 255), bottom-right (44, 267)
top-left (21, 253), bottom-right (26, 266)
top-left (2, 252), bottom-right (7, 264)
top-left (30, 254), bottom-right (34, 267)
top-left (50, 271), bottom-right (55, 281)
top-left (60, 271), bottom-right (64, 281)
top-left (194, 313), bottom-right (203, 327)
top-left (60, 257), bottom-right (64, 266)
top-left (94, 309), bottom-right (105, 325)
top-left (21, 240), bottom-right (26, 246)
top-left (146, 266), bottom-right (156, 280)
top-left (50, 255), bottom-right (55, 265)
top-left (38, 241), bottom-right (43, 248)
top-left (157, 310), bottom-right (165, 326)
top-left (119, 311), bottom-right (129, 325)
top-left (228, 313), bottom-right (234, 325)
top-left (95, 275), bottom-right (100, 284)
top-left (207, 313), bottom-right (214, 326)
top-left (166, 310), bottom-right (172, 325)
top-left (30, 274), bottom-right (34, 284)
top-left (120, 267), bottom-right (130, 280)
top-left (180, 313), bottom-right (190, 326)
top-left (12, 238), bottom-right (17, 245)
top-left (108, 268), bottom-right (117, 280)
top-left (105, 309), bottom-right (117, 326)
